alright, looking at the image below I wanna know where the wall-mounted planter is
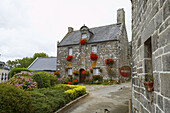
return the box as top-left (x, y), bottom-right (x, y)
top-left (143, 81), bottom-right (153, 92)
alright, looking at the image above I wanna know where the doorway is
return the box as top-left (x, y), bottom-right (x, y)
top-left (79, 69), bottom-right (86, 83)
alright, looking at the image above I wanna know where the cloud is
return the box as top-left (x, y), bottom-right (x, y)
top-left (0, 0), bottom-right (131, 62)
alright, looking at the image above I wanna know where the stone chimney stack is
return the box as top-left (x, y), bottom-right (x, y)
top-left (117, 8), bottom-right (125, 24)
top-left (68, 27), bottom-right (74, 33)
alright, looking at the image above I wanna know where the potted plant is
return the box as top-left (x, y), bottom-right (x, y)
top-left (80, 39), bottom-right (88, 45)
top-left (143, 74), bottom-right (154, 92)
top-left (66, 55), bottom-right (73, 61)
top-left (89, 68), bottom-right (93, 73)
top-left (73, 70), bottom-right (79, 76)
top-left (54, 71), bottom-right (60, 77)
top-left (105, 58), bottom-right (114, 66)
top-left (81, 70), bottom-right (90, 76)
top-left (90, 52), bottom-right (98, 61)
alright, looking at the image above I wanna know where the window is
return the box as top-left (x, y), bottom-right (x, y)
top-left (92, 45), bottom-right (97, 53)
top-left (93, 68), bottom-right (100, 75)
top-left (68, 68), bottom-right (72, 75)
top-left (68, 47), bottom-right (72, 55)
top-left (82, 34), bottom-right (87, 39)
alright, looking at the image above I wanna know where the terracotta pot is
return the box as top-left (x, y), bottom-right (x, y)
top-left (143, 81), bottom-right (153, 91)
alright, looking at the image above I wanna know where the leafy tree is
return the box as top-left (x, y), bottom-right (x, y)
top-left (6, 52), bottom-right (49, 69)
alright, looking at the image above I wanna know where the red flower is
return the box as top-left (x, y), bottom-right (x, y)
top-left (73, 70), bottom-right (79, 76)
top-left (81, 70), bottom-right (90, 76)
top-left (105, 58), bottom-right (114, 65)
top-left (90, 52), bottom-right (98, 61)
top-left (66, 55), bottom-right (72, 61)
top-left (80, 39), bottom-right (88, 45)
top-left (54, 71), bottom-right (60, 76)
top-left (89, 68), bottom-right (94, 73)
top-left (68, 82), bottom-right (72, 84)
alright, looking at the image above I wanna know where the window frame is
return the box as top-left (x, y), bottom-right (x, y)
top-left (68, 68), bottom-right (72, 75)
top-left (93, 68), bottom-right (100, 75)
top-left (82, 33), bottom-right (87, 39)
top-left (92, 45), bottom-right (97, 53)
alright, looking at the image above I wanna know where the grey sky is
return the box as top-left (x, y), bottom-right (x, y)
top-left (0, 0), bottom-right (131, 62)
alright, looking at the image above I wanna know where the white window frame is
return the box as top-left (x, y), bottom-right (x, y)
top-left (93, 68), bottom-right (100, 75)
top-left (82, 34), bottom-right (87, 39)
top-left (68, 47), bottom-right (72, 55)
top-left (68, 68), bottom-right (72, 75)
top-left (92, 45), bottom-right (97, 53)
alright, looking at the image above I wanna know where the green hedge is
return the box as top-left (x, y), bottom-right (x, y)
top-left (9, 68), bottom-right (34, 78)
top-left (32, 72), bottom-right (51, 88)
top-left (29, 88), bottom-right (70, 113)
top-left (0, 83), bottom-right (32, 113)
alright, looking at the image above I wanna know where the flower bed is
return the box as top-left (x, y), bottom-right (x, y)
top-left (90, 52), bottom-right (98, 61)
top-left (80, 39), bottom-right (88, 45)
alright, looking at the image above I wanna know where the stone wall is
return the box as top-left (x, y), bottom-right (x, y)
top-left (131, 0), bottom-right (170, 112)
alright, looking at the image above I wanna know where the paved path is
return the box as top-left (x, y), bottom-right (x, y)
top-left (64, 82), bottom-right (131, 113)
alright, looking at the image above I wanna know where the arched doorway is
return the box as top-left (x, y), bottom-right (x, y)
top-left (79, 68), bottom-right (86, 83)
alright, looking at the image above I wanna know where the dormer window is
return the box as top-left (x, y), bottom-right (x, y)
top-left (82, 34), bottom-right (87, 39)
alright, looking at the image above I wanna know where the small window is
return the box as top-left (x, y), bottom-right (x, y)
top-left (82, 34), bottom-right (87, 39)
top-left (92, 45), bottom-right (97, 53)
top-left (93, 68), bottom-right (100, 75)
top-left (68, 68), bottom-right (72, 75)
top-left (68, 48), bottom-right (72, 55)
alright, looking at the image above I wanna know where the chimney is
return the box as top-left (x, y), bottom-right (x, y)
top-left (117, 8), bottom-right (125, 24)
top-left (68, 27), bottom-right (74, 33)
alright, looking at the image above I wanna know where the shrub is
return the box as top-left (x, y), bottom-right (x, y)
top-left (29, 88), bottom-right (70, 113)
top-left (6, 73), bottom-right (37, 91)
top-left (85, 78), bottom-right (93, 84)
top-left (9, 68), bottom-right (34, 78)
top-left (93, 75), bottom-right (103, 81)
top-left (61, 76), bottom-right (71, 84)
top-left (32, 72), bottom-right (50, 88)
top-left (48, 74), bottom-right (58, 87)
top-left (64, 85), bottom-right (86, 99)
top-left (0, 83), bottom-right (32, 113)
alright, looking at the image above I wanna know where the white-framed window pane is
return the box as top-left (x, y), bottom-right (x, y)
top-left (93, 69), bottom-right (100, 75)
top-left (68, 68), bottom-right (72, 75)
top-left (82, 34), bottom-right (87, 39)
top-left (92, 46), bottom-right (97, 53)
top-left (68, 48), bottom-right (72, 55)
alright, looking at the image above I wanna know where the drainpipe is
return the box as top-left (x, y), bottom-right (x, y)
top-left (131, 63), bottom-right (133, 113)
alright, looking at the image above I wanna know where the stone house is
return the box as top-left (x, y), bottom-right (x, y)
top-left (28, 57), bottom-right (56, 74)
top-left (131, 0), bottom-right (170, 112)
top-left (57, 8), bottom-right (129, 83)
top-left (0, 61), bottom-right (9, 83)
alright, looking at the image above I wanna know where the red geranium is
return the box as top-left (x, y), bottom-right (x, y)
top-left (72, 79), bottom-right (78, 85)
top-left (105, 58), bottom-right (114, 65)
top-left (89, 68), bottom-right (93, 73)
top-left (90, 52), bottom-right (98, 61)
top-left (66, 55), bottom-right (72, 61)
top-left (73, 70), bottom-right (79, 76)
top-left (81, 70), bottom-right (90, 76)
top-left (80, 39), bottom-right (88, 45)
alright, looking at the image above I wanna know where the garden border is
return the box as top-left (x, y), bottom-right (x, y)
top-left (55, 92), bottom-right (89, 113)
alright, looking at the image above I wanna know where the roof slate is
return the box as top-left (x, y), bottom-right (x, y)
top-left (58, 24), bottom-right (121, 46)
top-left (28, 57), bottom-right (56, 71)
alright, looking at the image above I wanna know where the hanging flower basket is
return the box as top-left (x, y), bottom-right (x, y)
top-left (81, 70), bottom-right (90, 76)
top-left (105, 58), bottom-right (114, 65)
top-left (80, 39), bottom-right (88, 45)
top-left (143, 81), bottom-right (153, 92)
top-left (73, 70), bottom-right (79, 76)
top-left (90, 52), bottom-right (98, 61)
top-left (66, 55), bottom-right (72, 61)
top-left (89, 68), bottom-right (93, 73)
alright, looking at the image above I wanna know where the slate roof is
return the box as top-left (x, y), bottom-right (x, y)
top-left (58, 24), bottom-right (121, 47)
top-left (28, 57), bottom-right (56, 71)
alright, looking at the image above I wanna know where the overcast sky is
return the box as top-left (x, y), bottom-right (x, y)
top-left (0, 0), bottom-right (131, 62)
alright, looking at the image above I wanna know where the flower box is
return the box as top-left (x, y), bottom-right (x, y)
top-left (80, 39), bottom-right (88, 45)
top-left (81, 70), bottom-right (90, 76)
top-left (73, 70), bottom-right (79, 76)
top-left (143, 81), bottom-right (153, 92)
top-left (90, 52), bottom-right (98, 61)
top-left (89, 68), bottom-right (93, 73)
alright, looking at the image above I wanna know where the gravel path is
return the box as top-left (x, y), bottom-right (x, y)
top-left (64, 82), bottom-right (131, 113)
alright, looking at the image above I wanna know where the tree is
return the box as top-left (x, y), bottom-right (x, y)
top-left (6, 52), bottom-right (49, 69)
